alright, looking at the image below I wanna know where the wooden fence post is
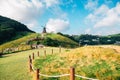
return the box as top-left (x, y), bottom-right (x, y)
top-left (32, 53), bottom-right (34, 60)
top-left (70, 67), bottom-right (75, 80)
top-left (52, 49), bottom-right (53, 54)
top-left (37, 51), bottom-right (39, 57)
top-left (29, 55), bottom-right (32, 72)
top-left (44, 50), bottom-right (46, 57)
top-left (36, 69), bottom-right (39, 80)
top-left (59, 46), bottom-right (61, 53)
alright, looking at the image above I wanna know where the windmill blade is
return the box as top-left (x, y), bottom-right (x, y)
top-left (41, 24), bottom-right (55, 33)
top-left (41, 24), bottom-right (46, 28)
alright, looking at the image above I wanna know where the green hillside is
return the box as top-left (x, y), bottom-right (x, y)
top-left (43, 33), bottom-right (78, 47)
top-left (0, 16), bottom-right (34, 44)
top-left (0, 33), bottom-right (78, 54)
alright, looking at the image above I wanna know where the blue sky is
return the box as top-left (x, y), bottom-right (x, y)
top-left (0, 0), bottom-right (120, 35)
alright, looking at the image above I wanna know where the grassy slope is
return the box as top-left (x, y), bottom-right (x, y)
top-left (47, 33), bottom-right (78, 47)
top-left (34, 45), bottom-right (120, 80)
top-left (0, 16), bottom-right (34, 44)
top-left (0, 47), bottom-right (66, 80)
top-left (47, 33), bottom-right (77, 44)
top-left (0, 33), bottom-right (38, 51)
top-left (0, 33), bottom-right (78, 52)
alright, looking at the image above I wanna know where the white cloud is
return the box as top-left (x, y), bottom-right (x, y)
top-left (86, 4), bottom-right (109, 24)
top-left (94, 3), bottom-right (120, 28)
top-left (85, 28), bottom-right (91, 34)
top-left (47, 6), bottom-right (68, 20)
top-left (0, 0), bottom-right (67, 32)
top-left (46, 18), bottom-right (69, 33)
top-left (43, 0), bottom-right (59, 8)
top-left (27, 20), bottom-right (39, 28)
top-left (85, 2), bottom-right (120, 35)
top-left (0, 0), bottom-right (43, 23)
top-left (85, 0), bottom-right (98, 11)
top-left (0, 0), bottom-right (44, 31)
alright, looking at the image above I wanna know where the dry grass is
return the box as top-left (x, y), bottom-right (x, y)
top-left (34, 45), bottom-right (120, 80)
top-left (99, 45), bottom-right (120, 53)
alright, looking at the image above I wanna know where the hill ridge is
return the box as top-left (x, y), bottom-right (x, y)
top-left (0, 15), bottom-right (34, 44)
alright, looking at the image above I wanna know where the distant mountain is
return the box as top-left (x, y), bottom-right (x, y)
top-left (0, 15), bottom-right (34, 44)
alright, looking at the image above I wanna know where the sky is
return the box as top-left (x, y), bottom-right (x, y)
top-left (0, 0), bottom-right (120, 35)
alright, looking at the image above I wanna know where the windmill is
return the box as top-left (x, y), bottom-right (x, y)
top-left (41, 24), bottom-right (47, 33)
top-left (41, 24), bottom-right (55, 33)
top-left (41, 24), bottom-right (47, 39)
top-left (41, 24), bottom-right (55, 38)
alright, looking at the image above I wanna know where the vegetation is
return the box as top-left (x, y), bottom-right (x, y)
top-left (42, 33), bottom-right (78, 48)
top-left (0, 15), bottom-right (34, 44)
top-left (0, 33), bottom-right (38, 54)
top-left (34, 46), bottom-right (120, 80)
top-left (0, 33), bottom-right (78, 54)
top-left (58, 33), bottom-right (120, 45)
top-left (0, 47), bottom-right (66, 80)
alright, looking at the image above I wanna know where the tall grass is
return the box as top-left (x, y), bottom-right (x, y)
top-left (34, 46), bottom-right (120, 80)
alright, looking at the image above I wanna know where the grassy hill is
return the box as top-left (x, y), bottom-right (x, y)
top-left (0, 33), bottom-right (78, 54)
top-left (0, 33), bottom-right (37, 53)
top-left (0, 16), bottom-right (34, 44)
top-left (44, 33), bottom-right (78, 47)
top-left (34, 46), bottom-right (120, 80)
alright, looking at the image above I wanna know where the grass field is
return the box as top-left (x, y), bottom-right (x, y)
top-left (0, 47), bottom-right (66, 80)
top-left (34, 45), bottom-right (120, 80)
top-left (0, 45), bottom-right (120, 80)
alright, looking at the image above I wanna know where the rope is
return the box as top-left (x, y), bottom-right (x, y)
top-left (30, 63), bottom-right (36, 72)
top-left (39, 73), bottom-right (70, 78)
top-left (31, 66), bottom-right (36, 72)
top-left (75, 74), bottom-right (98, 80)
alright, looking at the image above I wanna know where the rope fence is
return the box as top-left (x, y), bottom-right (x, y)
top-left (28, 48), bottom-right (98, 80)
top-left (75, 75), bottom-right (98, 80)
top-left (39, 73), bottom-right (70, 78)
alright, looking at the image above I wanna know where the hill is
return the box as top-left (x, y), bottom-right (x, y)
top-left (0, 15), bottom-right (34, 44)
top-left (34, 46), bottom-right (120, 80)
top-left (41, 33), bottom-right (78, 48)
top-left (0, 33), bottom-right (78, 54)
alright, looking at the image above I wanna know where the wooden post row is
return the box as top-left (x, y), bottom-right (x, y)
top-left (29, 55), bottom-right (32, 72)
top-left (37, 51), bottom-right (39, 57)
top-left (70, 67), bottom-right (75, 80)
top-left (52, 49), bottom-right (53, 54)
top-left (59, 46), bottom-right (61, 53)
top-left (44, 50), bottom-right (46, 57)
top-left (36, 69), bottom-right (39, 80)
top-left (32, 53), bottom-right (34, 60)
